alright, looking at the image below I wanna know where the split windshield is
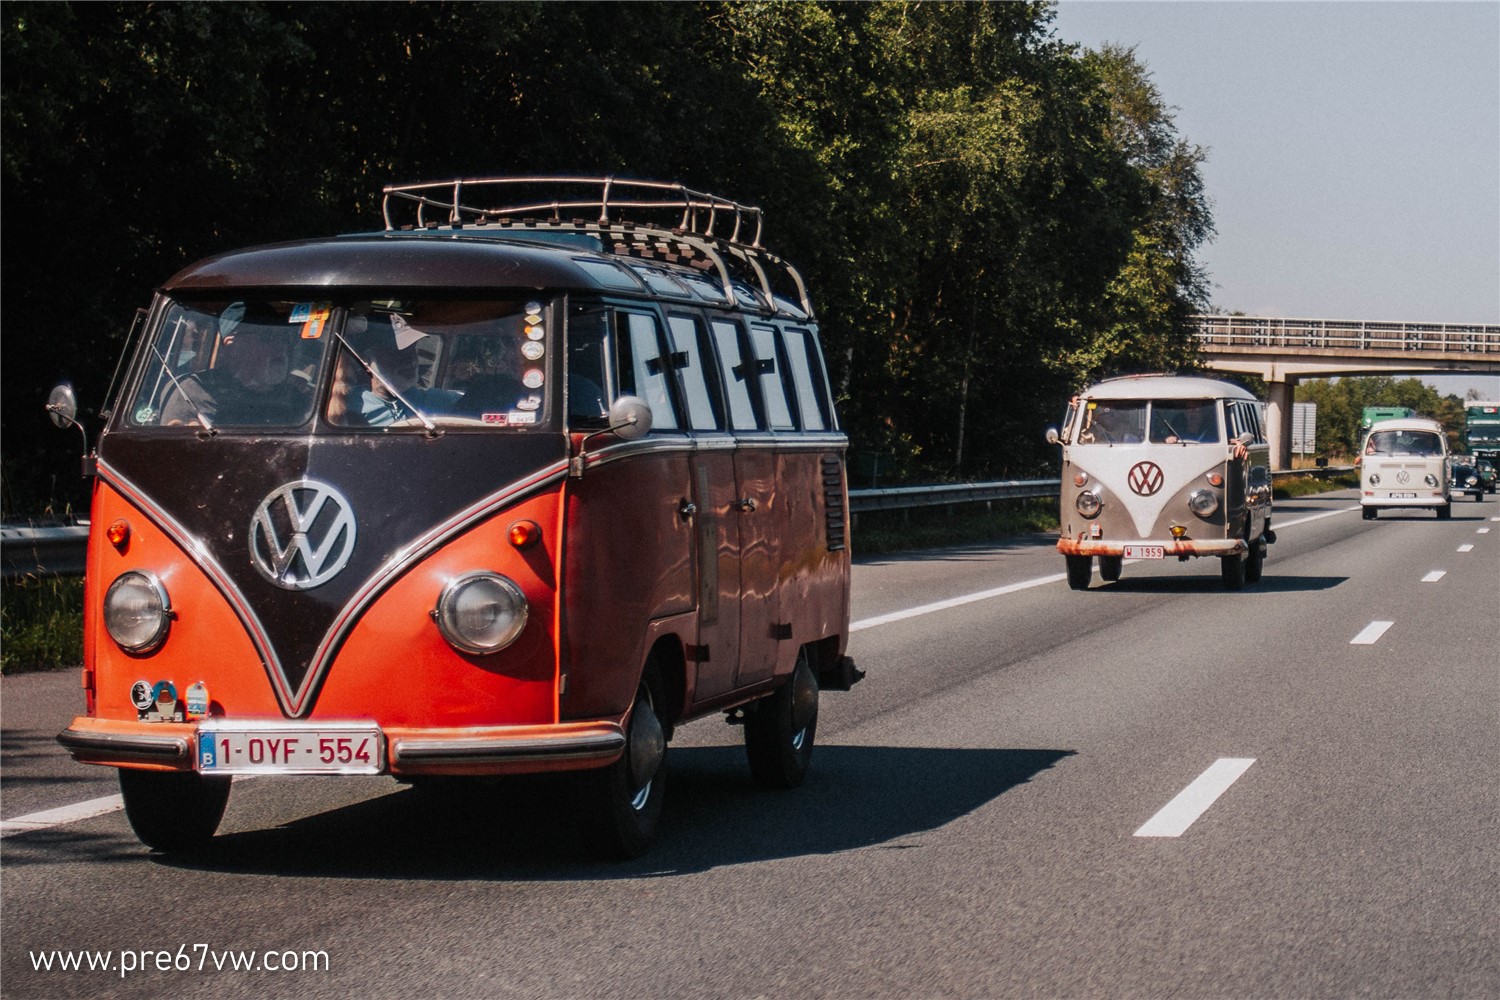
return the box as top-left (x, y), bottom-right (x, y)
top-left (1364, 430), bottom-right (1443, 457)
top-left (1076, 399), bottom-right (1221, 445)
top-left (124, 297), bottom-right (556, 431)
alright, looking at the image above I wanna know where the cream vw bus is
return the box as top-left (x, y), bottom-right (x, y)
top-left (1358, 416), bottom-right (1451, 519)
top-left (1047, 375), bottom-right (1274, 590)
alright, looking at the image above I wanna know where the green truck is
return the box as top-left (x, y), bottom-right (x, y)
top-left (1466, 401), bottom-right (1500, 464)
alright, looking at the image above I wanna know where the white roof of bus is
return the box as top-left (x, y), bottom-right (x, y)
top-left (1079, 375), bottom-right (1257, 401)
top-left (1363, 417), bottom-right (1445, 433)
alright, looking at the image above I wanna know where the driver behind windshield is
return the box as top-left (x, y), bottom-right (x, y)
top-left (160, 324), bottom-right (308, 427)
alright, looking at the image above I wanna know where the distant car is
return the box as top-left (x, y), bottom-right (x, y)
top-left (1476, 459), bottom-right (1497, 494)
top-left (1450, 462), bottom-right (1485, 501)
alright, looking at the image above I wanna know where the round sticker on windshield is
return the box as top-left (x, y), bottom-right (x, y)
top-left (525, 324), bottom-right (545, 341)
top-left (522, 368), bottom-right (544, 389)
top-left (525, 301), bottom-right (542, 316)
top-left (521, 341), bottom-right (545, 361)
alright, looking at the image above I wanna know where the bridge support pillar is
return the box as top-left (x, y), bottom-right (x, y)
top-left (1266, 378), bottom-right (1296, 471)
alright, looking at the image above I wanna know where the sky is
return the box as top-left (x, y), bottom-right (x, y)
top-left (1049, 0), bottom-right (1500, 399)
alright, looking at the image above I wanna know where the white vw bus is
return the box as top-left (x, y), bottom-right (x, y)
top-left (1358, 417), bottom-right (1451, 519)
top-left (1047, 375), bottom-right (1274, 590)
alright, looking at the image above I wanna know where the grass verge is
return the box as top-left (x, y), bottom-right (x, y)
top-left (1, 575), bottom-right (84, 675)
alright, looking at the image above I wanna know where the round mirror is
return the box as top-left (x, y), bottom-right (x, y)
top-left (46, 384), bottom-right (78, 429)
top-left (608, 395), bottom-right (653, 442)
top-left (1045, 427), bottom-right (1061, 445)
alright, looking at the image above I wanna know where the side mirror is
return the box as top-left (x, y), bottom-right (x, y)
top-left (46, 383), bottom-right (79, 429)
top-left (1045, 427), bottom-right (1061, 446)
top-left (607, 395), bottom-right (652, 442)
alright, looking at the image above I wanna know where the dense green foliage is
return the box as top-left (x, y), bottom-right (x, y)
top-left (1, 576), bottom-right (84, 672)
top-left (3, 1), bottom-right (1213, 511)
top-left (1296, 376), bottom-right (1469, 458)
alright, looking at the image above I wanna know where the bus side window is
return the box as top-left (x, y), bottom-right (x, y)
top-left (617, 311), bottom-right (680, 431)
top-left (780, 325), bottom-right (829, 431)
top-left (666, 314), bottom-right (722, 431)
top-left (567, 307), bottom-right (613, 426)
top-left (749, 323), bottom-right (795, 430)
top-left (710, 319), bottom-right (759, 431)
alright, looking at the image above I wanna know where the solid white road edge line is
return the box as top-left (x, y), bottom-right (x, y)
top-left (1350, 621), bottom-right (1395, 645)
top-left (1135, 758), bottom-right (1256, 838)
top-left (851, 504), bottom-right (1361, 632)
top-left (0, 795), bottom-right (124, 838)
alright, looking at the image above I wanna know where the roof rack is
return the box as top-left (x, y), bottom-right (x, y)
top-left (380, 176), bottom-right (813, 318)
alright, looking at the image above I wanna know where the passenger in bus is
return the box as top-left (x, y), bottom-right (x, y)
top-left (161, 328), bottom-right (309, 427)
top-left (1156, 402), bottom-right (1218, 444)
top-left (335, 317), bottom-right (459, 425)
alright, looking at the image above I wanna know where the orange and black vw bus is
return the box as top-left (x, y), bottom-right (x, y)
top-left (53, 177), bottom-right (860, 858)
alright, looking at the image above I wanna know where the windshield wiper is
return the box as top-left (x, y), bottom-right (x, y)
top-left (332, 332), bottom-right (440, 436)
top-left (148, 342), bottom-right (216, 434)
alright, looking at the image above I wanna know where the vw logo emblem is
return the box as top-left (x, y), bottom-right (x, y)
top-left (1128, 461), bottom-right (1165, 496)
top-left (249, 480), bottom-right (357, 590)
top-left (1395, 470), bottom-right (1411, 485)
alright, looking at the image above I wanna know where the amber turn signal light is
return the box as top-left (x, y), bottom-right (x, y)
top-left (106, 519), bottom-right (131, 550)
top-left (509, 520), bottom-right (542, 549)
top-left (1170, 524), bottom-right (1188, 539)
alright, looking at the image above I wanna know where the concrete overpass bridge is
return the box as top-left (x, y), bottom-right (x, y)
top-left (1193, 315), bottom-right (1500, 469)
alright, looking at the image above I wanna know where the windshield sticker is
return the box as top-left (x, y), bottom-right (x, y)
top-left (508, 410), bottom-right (538, 425)
top-left (525, 323), bottom-right (545, 341)
top-left (525, 301), bottom-right (542, 316)
top-left (522, 368), bottom-right (544, 389)
top-left (289, 302), bottom-right (331, 339)
top-left (521, 341), bottom-right (545, 361)
top-left (515, 395), bottom-right (541, 411)
top-left (481, 412), bottom-right (509, 426)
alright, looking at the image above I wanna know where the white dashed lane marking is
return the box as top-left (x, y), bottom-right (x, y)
top-left (1135, 758), bottom-right (1256, 838)
top-left (1421, 571), bottom-right (1446, 582)
top-left (1458, 544), bottom-right (1475, 553)
top-left (1351, 621), bottom-right (1394, 645)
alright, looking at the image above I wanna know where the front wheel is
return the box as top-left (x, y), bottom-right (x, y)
top-left (1245, 537), bottom-right (1265, 584)
top-left (745, 647), bottom-right (819, 789)
top-left (1362, 507), bottom-right (1377, 521)
top-left (1065, 555), bottom-right (1092, 591)
top-left (119, 768), bottom-right (231, 853)
top-left (1221, 552), bottom-right (1246, 590)
top-left (1437, 503), bottom-right (1452, 520)
top-left (581, 664), bottom-right (667, 860)
top-left (1098, 555), bottom-right (1123, 583)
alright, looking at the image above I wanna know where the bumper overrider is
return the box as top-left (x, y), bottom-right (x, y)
top-left (57, 717), bottom-right (626, 775)
top-left (1058, 537), bottom-right (1247, 558)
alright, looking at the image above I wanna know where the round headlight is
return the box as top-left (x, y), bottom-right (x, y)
top-left (1424, 474), bottom-right (1438, 487)
top-left (1188, 489), bottom-right (1220, 517)
top-left (1075, 490), bottom-right (1103, 518)
top-left (1369, 474), bottom-right (1381, 486)
top-left (104, 572), bottom-right (171, 653)
top-left (435, 573), bottom-right (528, 654)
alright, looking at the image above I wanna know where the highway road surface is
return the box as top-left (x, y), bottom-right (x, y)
top-left (3, 489), bottom-right (1496, 999)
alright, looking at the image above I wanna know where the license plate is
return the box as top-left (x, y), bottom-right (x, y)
top-left (197, 722), bottom-right (383, 775)
top-left (1389, 492), bottom-right (1417, 499)
top-left (1123, 545), bottom-right (1165, 559)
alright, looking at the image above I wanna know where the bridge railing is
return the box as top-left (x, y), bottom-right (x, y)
top-left (1195, 315), bottom-right (1500, 354)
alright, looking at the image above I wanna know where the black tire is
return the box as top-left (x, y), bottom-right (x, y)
top-left (581, 663), bottom-right (667, 860)
top-left (1098, 556), bottom-right (1123, 583)
top-left (1362, 507), bottom-right (1376, 521)
top-left (1245, 537), bottom-right (1265, 584)
top-left (1437, 503), bottom-right (1452, 520)
top-left (1220, 552), bottom-right (1246, 590)
top-left (745, 647), bottom-right (819, 789)
top-left (1065, 555), bottom-right (1092, 591)
top-left (119, 768), bottom-right (231, 853)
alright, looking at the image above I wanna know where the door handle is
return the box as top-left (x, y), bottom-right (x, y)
top-left (678, 500), bottom-right (698, 520)
top-left (735, 497), bottom-right (758, 513)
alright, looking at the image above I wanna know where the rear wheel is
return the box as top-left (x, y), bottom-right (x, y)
top-left (582, 663), bottom-right (667, 860)
top-left (1362, 507), bottom-right (1377, 521)
top-left (745, 647), bottom-right (819, 789)
top-left (1098, 556), bottom-right (1123, 583)
top-left (1065, 555), bottom-right (1092, 591)
top-left (1437, 503), bottom-right (1452, 520)
top-left (119, 768), bottom-right (231, 853)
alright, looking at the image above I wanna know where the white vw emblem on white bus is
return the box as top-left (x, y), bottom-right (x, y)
top-left (249, 480), bottom-right (357, 590)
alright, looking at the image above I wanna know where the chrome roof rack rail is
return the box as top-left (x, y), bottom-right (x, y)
top-left (380, 176), bottom-right (813, 318)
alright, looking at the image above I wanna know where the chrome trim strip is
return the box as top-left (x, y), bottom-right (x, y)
top-left (57, 728), bottom-right (190, 762)
top-left (391, 731), bottom-right (625, 765)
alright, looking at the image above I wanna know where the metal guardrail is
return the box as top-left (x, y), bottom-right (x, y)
top-left (2, 467), bottom-right (1355, 578)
